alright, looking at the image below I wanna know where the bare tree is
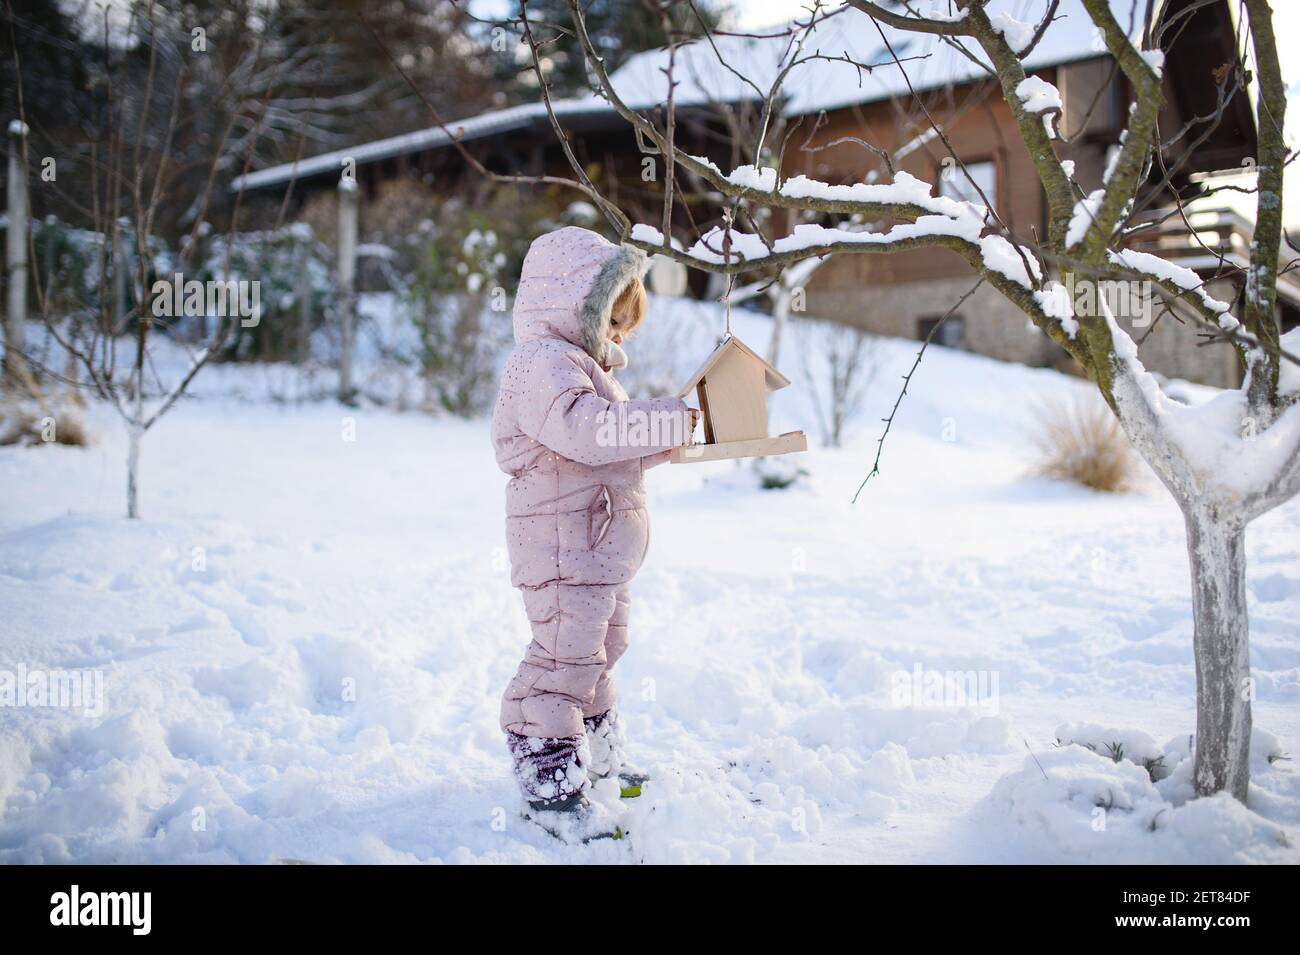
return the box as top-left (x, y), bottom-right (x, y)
top-left (798, 317), bottom-right (878, 447)
top-left (13, 1), bottom-right (273, 518)
top-left (482, 0), bottom-right (1299, 802)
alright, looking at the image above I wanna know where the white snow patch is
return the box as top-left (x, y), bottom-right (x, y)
top-left (682, 212), bottom-right (984, 267)
top-left (1280, 328), bottom-right (1300, 396)
top-left (1103, 300), bottom-right (1300, 496)
top-left (1015, 76), bottom-right (1062, 114)
top-left (991, 744), bottom-right (1294, 863)
top-left (687, 153), bottom-right (724, 178)
top-left (1066, 190), bottom-right (1105, 248)
top-left (1055, 723), bottom-right (1168, 772)
top-left (778, 170), bottom-right (968, 218)
top-left (1033, 280), bottom-right (1078, 338)
top-left (921, 5), bottom-right (970, 24)
top-left (1108, 248), bottom-right (1235, 325)
top-left (979, 233), bottom-right (1042, 288)
top-left (1, 298), bottom-right (1297, 863)
top-left (630, 223), bottom-right (667, 247)
top-left (727, 165), bottom-right (779, 192)
top-left (989, 12), bottom-right (1035, 51)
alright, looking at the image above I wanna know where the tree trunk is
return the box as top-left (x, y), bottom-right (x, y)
top-left (126, 421), bottom-right (143, 520)
top-left (1184, 505), bottom-right (1252, 801)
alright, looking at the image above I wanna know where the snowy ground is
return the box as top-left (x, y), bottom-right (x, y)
top-left (1, 302), bottom-right (1298, 864)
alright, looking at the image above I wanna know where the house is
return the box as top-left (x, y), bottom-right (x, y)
top-left (232, 0), bottom-right (1296, 389)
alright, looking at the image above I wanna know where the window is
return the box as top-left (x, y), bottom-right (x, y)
top-left (918, 315), bottom-right (965, 349)
top-left (938, 159), bottom-right (997, 215)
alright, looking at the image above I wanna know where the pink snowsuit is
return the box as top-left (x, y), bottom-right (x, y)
top-left (493, 227), bottom-right (690, 740)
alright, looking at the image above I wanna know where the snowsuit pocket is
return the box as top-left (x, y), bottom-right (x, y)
top-left (587, 486), bottom-right (613, 550)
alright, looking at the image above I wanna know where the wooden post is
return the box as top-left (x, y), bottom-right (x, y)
top-left (295, 225), bottom-right (312, 365)
top-left (336, 176), bottom-right (358, 402)
top-left (113, 227), bottom-right (127, 332)
top-left (5, 120), bottom-right (28, 384)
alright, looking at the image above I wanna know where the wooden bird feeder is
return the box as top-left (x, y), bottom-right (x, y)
top-left (670, 334), bottom-right (808, 464)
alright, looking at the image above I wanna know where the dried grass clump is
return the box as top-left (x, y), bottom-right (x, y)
top-left (0, 399), bottom-right (90, 447)
top-left (1032, 395), bottom-right (1134, 492)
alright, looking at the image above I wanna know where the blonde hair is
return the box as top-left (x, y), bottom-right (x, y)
top-left (610, 277), bottom-right (647, 337)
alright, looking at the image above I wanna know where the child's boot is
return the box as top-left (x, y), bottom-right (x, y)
top-left (520, 791), bottom-right (623, 845)
top-left (507, 731), bottom-right (589, 804)
top-left (507, 731), bottom-right (621, 842)
top-left (584, 710), bottom-right (650, 797)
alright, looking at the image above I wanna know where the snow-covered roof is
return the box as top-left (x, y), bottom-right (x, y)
top-left (232, 1), bottom-right (1139, 192)
top-left (230, 100), bottom-right (612, 192)
top-left (606, 0), bottom-right (1137, 117)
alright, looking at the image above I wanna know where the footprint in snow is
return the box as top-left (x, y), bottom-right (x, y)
top-left (1251, 574), bottom-right (1300, 604)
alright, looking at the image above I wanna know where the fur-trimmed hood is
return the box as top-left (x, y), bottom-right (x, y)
top-left (512, 227), bottom-right (648, 367)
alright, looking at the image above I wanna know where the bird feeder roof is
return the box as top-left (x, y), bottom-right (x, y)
top-left (676, 334), bottom-right (791, 399)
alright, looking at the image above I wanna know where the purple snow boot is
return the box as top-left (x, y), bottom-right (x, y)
top-left (584, 710), bottom-right (650, 797)
top-left (506, 731), bottom-right (589, 807)
top-left (507, 732), bottom-right (621, 843)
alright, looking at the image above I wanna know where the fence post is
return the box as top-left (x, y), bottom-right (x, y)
top-left (295, 225), bottom-right (312, 364)
top-left (5, 120), bottom-right (29, 385)
top-left (337, 176), bottom-right (358, 403)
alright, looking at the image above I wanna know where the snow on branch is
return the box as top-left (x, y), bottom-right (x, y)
top-left (1014, 76), bottom-right (1063, 138)
top-left (1066, 190), bottom-right (1106, 249)
top-left (1033, 282), bottom-right (1079, 339)
top-left (1108, 248), bottom-right (1237, 328)
top-left (988, 12), bottom-right (1035, 51)
top-left (778, 171), bottom-right (970, 217)
top-left (679, 216), bottom-right (982, 265)
top-left (720, 163), bottom-right (978, 216)
top-left (1102, 298), bottom-right (1300, 511)
top-left (631, 160), bottom-right (1050, 283)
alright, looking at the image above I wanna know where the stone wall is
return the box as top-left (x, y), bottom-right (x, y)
top-left (806, 275), bottom-right (1057, 368)
top-left (804, 272), bottom-right (1243, 389)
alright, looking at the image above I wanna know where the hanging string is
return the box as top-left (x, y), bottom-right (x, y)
top-left (723, 273), bottom-right (733, 339)
top-left (721, 210), bottom-right (733, 339)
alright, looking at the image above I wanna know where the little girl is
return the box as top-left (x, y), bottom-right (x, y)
top-left (491, 226), bottom-right (697, 836)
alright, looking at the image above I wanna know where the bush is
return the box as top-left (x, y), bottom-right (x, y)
top-left (1032, 394), bottom-right (1135, 492)
top-left (405, 213), bottom-right (512, 416)
top-left (197, 224), bottom-right (333, 362)
top-left (0, 399), bottom-right (90, 447)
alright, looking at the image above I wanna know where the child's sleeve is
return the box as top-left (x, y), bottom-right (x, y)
top-left (518, 349), bottom-right (689, 466)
